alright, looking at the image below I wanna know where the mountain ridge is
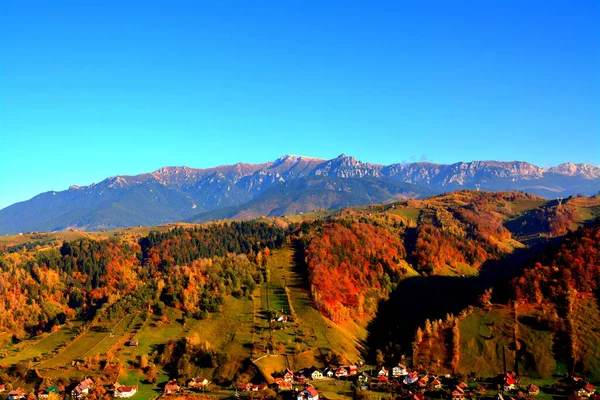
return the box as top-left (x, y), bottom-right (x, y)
top-left (1, 154), bottom-right (598, 234)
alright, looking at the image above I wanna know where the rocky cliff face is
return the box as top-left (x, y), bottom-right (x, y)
top-left (1, 154), bottom-right (598, 233)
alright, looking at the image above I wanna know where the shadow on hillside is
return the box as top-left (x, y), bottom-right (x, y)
top-left (362, 239), bottom-right (557, 361)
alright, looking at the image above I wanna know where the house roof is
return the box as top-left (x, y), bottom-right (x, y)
top-left (118, 386), bottom-right (137, 393)
top-left (305, 386), bottom-right (318, 396)
top-left (584, 384), bottom-right (595, 391)
top-left (527, 384), bottom-right (539, 392)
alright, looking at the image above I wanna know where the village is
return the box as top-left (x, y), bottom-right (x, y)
top-left (1, 364), bottom-right (598, 400)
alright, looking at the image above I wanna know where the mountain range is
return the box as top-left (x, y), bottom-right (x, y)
top-left (1, 154), bottom-right (599, 234)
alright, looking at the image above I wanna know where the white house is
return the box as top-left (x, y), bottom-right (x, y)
top-left (297, 386), bottom-right (319, 400)
top-left (392, 364), bottom-right (408, 377)
top-left (8, 390), bottom-right (26, 400)
top-left (403, 372), bottom-right (419, 385)
top-left (72, 378), bottom-right (94, 399)
top-left (309, 367), bottom-right (323, 380)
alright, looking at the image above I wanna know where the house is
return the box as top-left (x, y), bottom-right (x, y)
top-left (114, 385), bottom-right (137, 398)
top-left (392, 363), bottom-right (408, 377)
top-left (277, 315), bottom-right (288, 323)
top-left (348, 365), bottom-right (358, 376)
top-left (188, 377), bottom-right (210, 389)
top-left (309, 367), bottom-right (323, 380)
top-left (377, 367), bottom-right (389, 377)
top-left (297, 385), bottom-right (319, 400)
top-left (377, 376), bottom-right (389, 383)
top-left (403, 372), bottom-right (419, 385)
top-left (504, 379), bottom-right (516, 391)
top-left (430, 379), bottom-right (442, 389)
top-left (457, 382), bottom-right (469, 391)
top-left (452, 389), bottom-right (465, 400)
top-left (527, 384), bottom-right (540, 396)
top-left (322, 368), bottom-right (335, 378)
top-left (72, 378), bottom-right (94, 399)
top-left (164, 380), bottom-right (180, 395)
top-left (238, 383), bottom-right (253, 392)
top-left (358, 372), bottom-right (370, 384)
top-left (0, 384), bottom-right (6, 392)
top-left (8, 390), bottom-right (26, 400)
top-left (277, 381), bottom-right (293, 391)
top-left (283, 368), bottom-right (295, 382)
top-left (335, 367), bottom-right (348, 378)
top-left (578, 384), bottom-right (596, 397)
top-left (38, 386), bottom-right (59, 399)
top-left (127, 341), bottom-right (139, 347)
top-left (504, 373), bottom-right (518, 391)
top-left (417, 376), bottom-right (429, 387)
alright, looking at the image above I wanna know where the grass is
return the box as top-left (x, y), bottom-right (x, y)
top-left (40, 315), bottom-right (134, 369)
top-left (458, 306), bottom-right (517, 377)
top-left (283, 209), bottom-right (338, 223)
top-left (388, 206), bottom-right (422, 223)
top-left (117, 297), bottom-right (255, 384)
top-left (311, 379), bottom-right (355, 400)
top-left (118, 368), bottom-right (166, 399)
top-left (252, 247), bottom-right (368, 382)
top-left (571, 296), bottom-right (600, 381)
top-left (0, 321), bottom-right (85, 365)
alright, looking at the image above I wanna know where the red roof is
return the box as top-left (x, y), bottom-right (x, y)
top-left (585, 384), bottom-right (595, 391)
top-left (506, 379), bottom-right (516, 385)
top-left (378, 376), bottom-right (389, 382)
top-left (118, 386), bottom-right (137, 393)
top-left (305, 386), bottom-right (319, 396)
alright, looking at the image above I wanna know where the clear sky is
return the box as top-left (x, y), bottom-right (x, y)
top-left (1, 0), bottom-right (598, 209)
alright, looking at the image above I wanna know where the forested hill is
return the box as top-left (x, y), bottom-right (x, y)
top-left (1, 191), bottom-right (600, 392)
top-left (0, 221), bottom-right (287, 334)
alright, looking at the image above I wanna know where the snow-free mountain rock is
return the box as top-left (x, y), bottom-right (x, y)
top-left (1, 155), bottom-right (598, 233)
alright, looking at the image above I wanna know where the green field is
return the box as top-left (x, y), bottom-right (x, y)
top-left (0, 321), bottom-right (85, 365)
top-left (253, 247), bottom-right (368, 382)
top-left (40, 314), bottom-right (135, 369)
top-left (571, 296), bottom-right (600, 381)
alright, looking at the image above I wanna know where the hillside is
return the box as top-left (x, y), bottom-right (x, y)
top-left (1, 191), bottom-right (600, 399)
top-left (0, 220), bottom-right (370, 399)
top-left (1, 154), bottom-right (599, 234)
top-left (412, 219), bottom-right (600, 380)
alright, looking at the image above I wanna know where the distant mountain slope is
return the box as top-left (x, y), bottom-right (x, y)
top-left (1, 154), bottom-right (598, 234)
top-left (187, 176), bottom-right (430, 223)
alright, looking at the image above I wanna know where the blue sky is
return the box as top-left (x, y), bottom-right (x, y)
top-left (1, 0), bottom-right (598, 209)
